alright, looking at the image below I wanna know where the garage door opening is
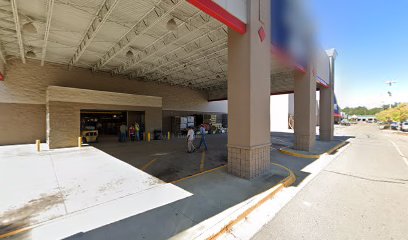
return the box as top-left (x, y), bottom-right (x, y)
top-left (80, 110), bottom-right (145, 143)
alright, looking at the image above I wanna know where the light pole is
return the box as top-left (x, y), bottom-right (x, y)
top-left (385, 81), bottom-right (397, 109)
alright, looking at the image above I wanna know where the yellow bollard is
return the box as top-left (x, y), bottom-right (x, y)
top-left (36, 140), bottom-right (40, 152)
top-left (168, 131), bottom-right (171, 140)
top-left (78, 137), bottom-right (82, 148)
top-left (147, 132), bottom-right (151, 142)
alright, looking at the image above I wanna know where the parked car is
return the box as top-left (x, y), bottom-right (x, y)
top-left (401, 122), bottom-right (408, 132)
top-left (340, 119), bottom-right (351, 126)
top-left (390, 122), bottom-right (400, 130)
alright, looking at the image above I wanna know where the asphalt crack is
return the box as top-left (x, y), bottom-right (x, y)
top-left (324, 170), bottom-right (406, 185)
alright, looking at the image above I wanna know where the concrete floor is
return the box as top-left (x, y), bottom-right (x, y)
top-left (253, 124), bottom-right (408, 240)
top-left (0, 129), bottom-right (352, 240)
top-left (90, 134), bottom-right (228, 182)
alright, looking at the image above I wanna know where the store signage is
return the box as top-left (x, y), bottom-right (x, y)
top-left (271, 0), bottom-right (313, 72)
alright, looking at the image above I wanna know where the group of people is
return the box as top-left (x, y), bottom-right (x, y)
top-left (186, 124), bottom-right (208, 153)
top-left (118, 122), bottom-right (208, 152)
top-left (119, 122), bottom-right (140, 142)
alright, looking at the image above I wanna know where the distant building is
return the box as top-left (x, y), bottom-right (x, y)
top-left (348, 115), bottom-right (376, 122)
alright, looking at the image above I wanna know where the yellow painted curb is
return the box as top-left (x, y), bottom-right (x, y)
top-left (208, 163), bottom-right (296, 240)
top-left (170, 165), bottom-right (227, 184)
top-left (326, 141), bottom-right (348, 155)
top-left (279, 140), bottom-right (348, 159)
top-left (279, 148), bottom-right (320, 159)
top-left (0, 225), bottom-right (35, 239)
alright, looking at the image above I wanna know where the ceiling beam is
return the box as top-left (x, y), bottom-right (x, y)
top-left (93, 0), bottom-right (185, 71)
top-left (155, 48), bottom-right (226, 80)
top-left (0, 43), bottom-right (6, 64)
top-left (41, 0), bottom-right (55, 66)
top-left (137, 26), bottom-right (227, 77)
top-left (141, 43), bottom-right (226, 84)
top-left (10, 0), bottom-right (25, 63)
top-left (114, 11), bottom-right (212, 74)
top-left (69, 0), bottom-right (120, 67)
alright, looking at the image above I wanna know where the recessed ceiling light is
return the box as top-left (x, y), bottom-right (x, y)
top-left (22, 22), bottom-right (37, 34)
top-left (166, 18), bottom-right (177, 31)
top-left (126, 50), bottom-right (133, 58)
top-left (26, 50), bottom-right (36, 58)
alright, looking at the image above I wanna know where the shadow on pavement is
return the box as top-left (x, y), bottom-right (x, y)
top-left (63, 167), bottom-right (288, 240)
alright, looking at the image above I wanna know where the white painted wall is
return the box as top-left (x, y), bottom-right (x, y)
top-left (213, 0), bottom-right (247, 23)
top-left (270, 94), bottom-right (289, 132)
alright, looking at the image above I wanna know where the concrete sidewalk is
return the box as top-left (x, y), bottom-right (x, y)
top-left (0, 144), bottom-right (191, 240)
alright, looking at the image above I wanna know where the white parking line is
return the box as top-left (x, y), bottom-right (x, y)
top-left (389, 140), bottom-right (408, 167)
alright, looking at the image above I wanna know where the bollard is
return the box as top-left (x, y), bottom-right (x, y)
top-left (168, 131), bottom-right (171, 140)
top-left (78, 137), bottom-right (82, 148)
top-left (36, 140), bottom-right (40, 152)
top-left (147, 132), bottom-right (151, 142)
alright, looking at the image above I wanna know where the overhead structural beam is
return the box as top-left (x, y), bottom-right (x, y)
top-left (151, 43), bottom-right (226, 79)
top-left (0, 43), bottom-right (6, 64)
top-left (141, 42), bottom-right (226, 84)
top-left (168, 56), bottom-right (227, 83)
top-left (114, 11), bottom-right (212, 74)
top-left (137, 26), bottom-right (227, 77)
top-left (41, 0), bottom-right (55, 66)
top-left (69, 0), bottom-right (120, 67)
top-left (161, 50), bottom-right (226, 82)
top-left (10, 0), bottom-right (25, 63)
top-left (93, 0), bottom-right (184, 71)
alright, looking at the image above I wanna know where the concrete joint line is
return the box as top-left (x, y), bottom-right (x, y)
top-left (324, 170), bottom-right (406, 185)
top-left (207, 163), bottom-right (296, 240)
top-left (227, 143), bottom-right (271, 150)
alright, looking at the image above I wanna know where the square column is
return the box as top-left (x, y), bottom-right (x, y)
top-left (294, 68), bottom-right (317, 151)
top-left (227, 0), bottom-right (271, 179)
top-left (320, 50), bottom-right (337, 141)
top-left (319, 85), bottom-right (334, 140)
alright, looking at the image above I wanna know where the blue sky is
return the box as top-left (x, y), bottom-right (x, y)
top-left (309, 0), bottom-right (408, 108)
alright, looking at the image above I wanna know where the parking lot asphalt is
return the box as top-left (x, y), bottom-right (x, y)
top-left (252, 124), bottom-right (408, 240)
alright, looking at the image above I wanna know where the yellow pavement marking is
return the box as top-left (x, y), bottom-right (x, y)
top-left (200, 151), bottom-right (206, 172)
top-left (171, 165), bottom-right (226, 184)
top-left (141, 159), bottom-right (157, 171)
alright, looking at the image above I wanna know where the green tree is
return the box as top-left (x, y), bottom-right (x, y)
top-left (343, 106), bottom-right (383, 116)
top-left (376, 103), bottom-right (408, 122)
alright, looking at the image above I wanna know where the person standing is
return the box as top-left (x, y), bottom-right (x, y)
top-left (197, 124), bottom-right (208, 151)
top-left (119, 123), bottom-right (128, 142)
top-left (129, 125), bottom-right (136, 141)
top-left (135, 122), bottom-right (140, 141)
top-left (186, 127), bottom-right (196, 153)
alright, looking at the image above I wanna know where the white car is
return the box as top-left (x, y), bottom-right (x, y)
top-left (401, 122), bottom-right (408, 132)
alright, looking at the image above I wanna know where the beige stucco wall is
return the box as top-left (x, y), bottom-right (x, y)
top-left (0, 103), bottom-right (46, 145)
top-left (0, 59), bottom-right (226, 112)
top-left (0, 59), bottom-right (227, 145)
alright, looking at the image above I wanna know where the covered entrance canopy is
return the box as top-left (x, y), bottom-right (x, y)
top-left (0, 0), bottom-right (328, 96)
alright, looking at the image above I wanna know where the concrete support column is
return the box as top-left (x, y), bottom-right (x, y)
top-left (319, 86), bottom-right (333, 140)
top-left (294, 67), bottom-right (317, 151)
top-left (227, 0), bottom-right (271, 179)
top-left (319, 50), bottom-right (337, 141)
